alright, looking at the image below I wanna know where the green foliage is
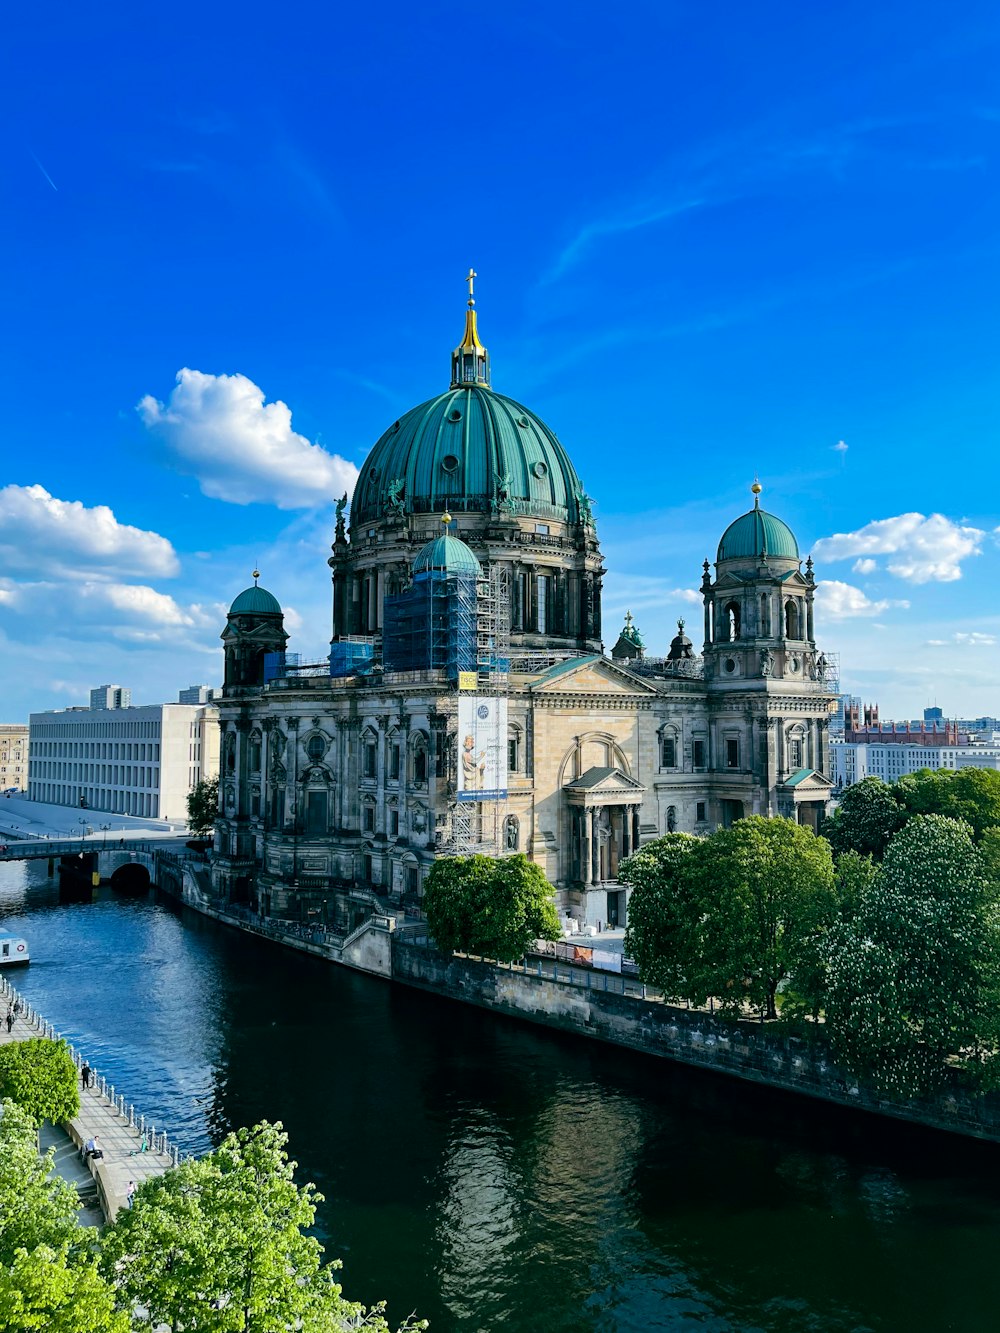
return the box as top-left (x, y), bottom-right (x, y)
top-left (424, 853), bottom-right (561, 963)
top-left (187, 775), bottom-right (220, 838)
top-left (621, 835), bottom-right (704, 996)
top-left (621, 817), bottom-right (836, 1020)
top-left (822, 777), bottom-right (906, 860)
top-left (101, 1120), bottom-right (426, 1333)
top-left (825, 815), bottom-right (1000, 1097)
top-left (0, 1245), bottom-right (127, 1333)
top-left (0, 1038), bottom-right (79, 1127)
top-left (0, 1098), bottom-right (81, 1265)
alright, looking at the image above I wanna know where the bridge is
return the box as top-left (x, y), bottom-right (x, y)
top-left (0, 836), bottom-right (194, 892)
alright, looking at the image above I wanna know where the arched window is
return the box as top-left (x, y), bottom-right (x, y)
top-left (306, 733), bottom-right (326, 762)
top-left (508, 725), bottom-right (521, 774)
top-left (224, 732), bottom-right (236, 773)
top-left (661, 735), bottom-right (677, 768)
top-left (725, 601), bottom-right (741, 641)
top-left (760, 593), bottom-right (771, 637)
top-left (248, 732), bottom-right (262, 773)
top-left (411, 736), bottom-right (428, 785)
top-left (666, 805), bottom-right (677, 833)
top-left (504, 814), bottom-right (519, 851)
top-left (785, 600), bottom-right (800, 639)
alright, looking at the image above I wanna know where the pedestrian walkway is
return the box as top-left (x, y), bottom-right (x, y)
top-left (0, 994), bottom-right (176, 1222)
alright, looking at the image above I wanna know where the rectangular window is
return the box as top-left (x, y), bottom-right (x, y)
top-left (306, 790), bottom-right (326, 834)
top-left (389, 808), bottom-right (399, 837)
top-left (508, 736), bottom-right (519, 773)
top-left (789, 739), bottom-right (803, 769)
top-left (362, 805), bottom-right (375, 833)
top-left (407, 866), bottom-right (419, 896)
top-left (389, 744), bottom-right (400, 781)
top-left (363, 743), bottom-right (377, 780)
top-left (726, 738), bottom-right (739, 769)
top-left (536, 575), bottom-right (549, 635)
top-left (696, 801), bottom-right (707, 822)
top-left (661, 737), bottom-right (676, 768)
top-left (534, 523), bottom-right (550, 535)
top-left (693, 739), bottom-right (706, 769)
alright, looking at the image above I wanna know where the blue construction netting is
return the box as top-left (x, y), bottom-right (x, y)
top-left (382, 570), bottom-right (477, 679)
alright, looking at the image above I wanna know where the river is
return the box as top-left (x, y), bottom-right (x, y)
top-left (1, 858), bottom-right (997, 1332)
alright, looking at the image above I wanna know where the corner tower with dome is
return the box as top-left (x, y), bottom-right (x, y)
top-left (207, 285), bottom-right (837, 937)
top-left (329, 275), bottom-right (603, 654)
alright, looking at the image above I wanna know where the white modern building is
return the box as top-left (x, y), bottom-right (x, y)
top-left (89, 684), bottom-right (132, 711)
top-left (27, 703), bottom-right (219, 821)
top-left (832, 739), bottom-right (1000, 789)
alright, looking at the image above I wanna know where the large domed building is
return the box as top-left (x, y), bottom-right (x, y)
top-left (329, 288), bottom-right (603, 653)
top-left (207, 286), bottom-right (836, 937)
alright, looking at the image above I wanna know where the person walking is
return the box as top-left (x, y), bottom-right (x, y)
top-left (5, 1009), bottom-right (12, 1034)
top-left (81, 1062), bottom-right (91, 1089)
top-left (126, 1180), bottom-right (136, 1208)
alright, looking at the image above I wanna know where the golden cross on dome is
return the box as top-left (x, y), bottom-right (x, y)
top-left (466, 267), bottom-right (477, 307)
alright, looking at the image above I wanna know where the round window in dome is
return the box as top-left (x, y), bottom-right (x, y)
top-left (448, 408), bottom-right (462, 423)
top-left (517, 417), bottom-right (529, 429)
top-left (441, 454), bottom-right (459, 473)
top-left (532, 461), bottom-right (548, 479)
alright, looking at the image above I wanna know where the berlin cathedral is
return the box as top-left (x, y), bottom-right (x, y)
top-left (210, 281), bottom-right (836, 932)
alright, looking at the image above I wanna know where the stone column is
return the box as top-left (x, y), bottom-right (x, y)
top-left (285, 718), bottom-right (299, 830)
top-left (583, 809), bottom-right (593, 886)
top-left (703, 596), bottom-right (711, 647)
top-left (591, 806), bottom-right (601, 884)
top-left (632, 807), bottom-right (640, 849)
top-left (621, 805), bottom-right (631, 858)
top-left (806, 593), bottom-right (815, 643)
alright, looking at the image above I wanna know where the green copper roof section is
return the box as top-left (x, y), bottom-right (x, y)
top-left (229, 585), bottom-right (283, 616)
top-left (717, 505), bottom-right (799, 563)
top-left (351, 385), bottom-right (585, 526)
top-left (412, 533), bottom-right (482, 576)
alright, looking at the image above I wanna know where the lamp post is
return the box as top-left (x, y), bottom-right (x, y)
top-left (99, 824), bottom-right (111, 847)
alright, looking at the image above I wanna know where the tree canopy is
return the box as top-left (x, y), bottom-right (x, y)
top-left (187, 775), bottom-right (220, 838)
top-left (825, 814), bottom-right (1000, 1096)
top-left (424, 853), bottom-right (561, 963)
top-left (0, 1038), bottom-right (79, 1126)
top-left (622, 817), bottom-right (837, 1019)
top-left (0, 1098), bottom-right (80, 1266)
top-left (102, 1120), bottom-right (426, 1333)
top-left (822, 777), bottom-right (907, 860)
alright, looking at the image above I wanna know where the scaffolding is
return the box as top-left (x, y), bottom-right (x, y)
top-left (449, 563), bottom-right (510, 855)
top-left (383, 570), bottom-right (478, 678)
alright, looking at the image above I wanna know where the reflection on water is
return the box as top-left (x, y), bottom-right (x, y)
top-left (2, 858), bottom-right (1000, 1332)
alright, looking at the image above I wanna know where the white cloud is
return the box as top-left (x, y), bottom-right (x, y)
top-left (954, 631), bottom-right (996, 647)
top-left (853, 557), bottom-right (877, 575)
top-left (813, 512), bottom-right (984, 583)
top-left (832, 439), bottom-right (848, 454)
top-left (0, 484), bottom-right (179, 580)
top-left (816, 580), bottom-right (910, 619)
top-left (0, 578), bottom-right (227, 645)
top-left (139, 368), bottom-right (359, 510)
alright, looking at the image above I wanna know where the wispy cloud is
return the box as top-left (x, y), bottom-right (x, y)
top-left (28, 150), bottom-right (57, 192)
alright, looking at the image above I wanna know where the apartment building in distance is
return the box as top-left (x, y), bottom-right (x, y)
top-left (28, 694), bottom-right (219, 821)
top-left (0, 725), bottom-right (29, 791)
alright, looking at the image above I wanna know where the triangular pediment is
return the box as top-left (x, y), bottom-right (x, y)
top-left (564, 765), bottom-right (645, 793)
top-left (780, 767), bottom-right (834, 791)
top-left (529, 655), bottom-right (659, 696)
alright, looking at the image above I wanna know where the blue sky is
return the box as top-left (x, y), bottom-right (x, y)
top-left (3, 1), bottom-right (1000, 720)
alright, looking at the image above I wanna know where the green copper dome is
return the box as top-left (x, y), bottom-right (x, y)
top-left (412, 532), bottom-right (482, 577)
top-left (351, 385), bottom-right (586, 526)
top-left (229, 585), bottom-right (283, 616)
top-left (717, 504), bottom-right (799, 563)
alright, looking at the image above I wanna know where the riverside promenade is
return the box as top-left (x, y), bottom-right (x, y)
top-left (0, 975), bottom-right (178, 1221)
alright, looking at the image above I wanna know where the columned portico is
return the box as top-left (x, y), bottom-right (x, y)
top-left (564, 766), bottom-right (646, 928)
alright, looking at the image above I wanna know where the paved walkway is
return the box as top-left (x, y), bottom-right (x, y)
top-left (0, 1000), bottom-right (175, 1222)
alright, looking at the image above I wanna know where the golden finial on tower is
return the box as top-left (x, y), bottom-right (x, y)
top-left (751, 478), bottom-right (762, 507)
top-left (441, 511), bottom-right (452, 526)
top-left (252, 567), bottom-right (261, 584)
top-left (451, 267), bottom-right (490, 388)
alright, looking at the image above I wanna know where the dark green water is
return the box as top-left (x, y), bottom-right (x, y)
top-left (1, 859), bottom-right (998, 1332)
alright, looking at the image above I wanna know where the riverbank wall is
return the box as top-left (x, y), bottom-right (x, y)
top-left (391, 938), bottom-right (1000, 1144)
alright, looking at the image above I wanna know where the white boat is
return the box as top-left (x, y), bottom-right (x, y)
top-left (0, 934), bottom-right (29, 966)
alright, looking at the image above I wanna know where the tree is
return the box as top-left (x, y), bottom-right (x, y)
top-left (621, 834), bottom-right (707, 996)
top-left (825, 815), bottom-right (1000, 1096)
top-left (423, 853), bottom-right (561, 963)
top-left (0, 1038), bottom-right (79, 1127)
top-left (101, 1120), bottom-right (426, 1333)
top-left (187, 775), bottom-right (220, 838)
top-left (690, 817), bottom-right (837, 1019)
top-left (0, 1245), bottom-right (127, 1333)
top-left (822, 777), bottom-right (906, 860)
top-left (0, 1099), bottom-right (81, 1266)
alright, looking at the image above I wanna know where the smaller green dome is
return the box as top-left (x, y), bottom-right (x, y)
top-left (718, 504), bottom-right (799, 563)
top-left (229, 585), bottom-right (283, 616)
top-left (412, 533), bottom-right (482, 577)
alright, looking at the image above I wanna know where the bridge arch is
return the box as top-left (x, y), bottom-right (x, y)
top-left (110, 862), bottom-right (151, 892)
